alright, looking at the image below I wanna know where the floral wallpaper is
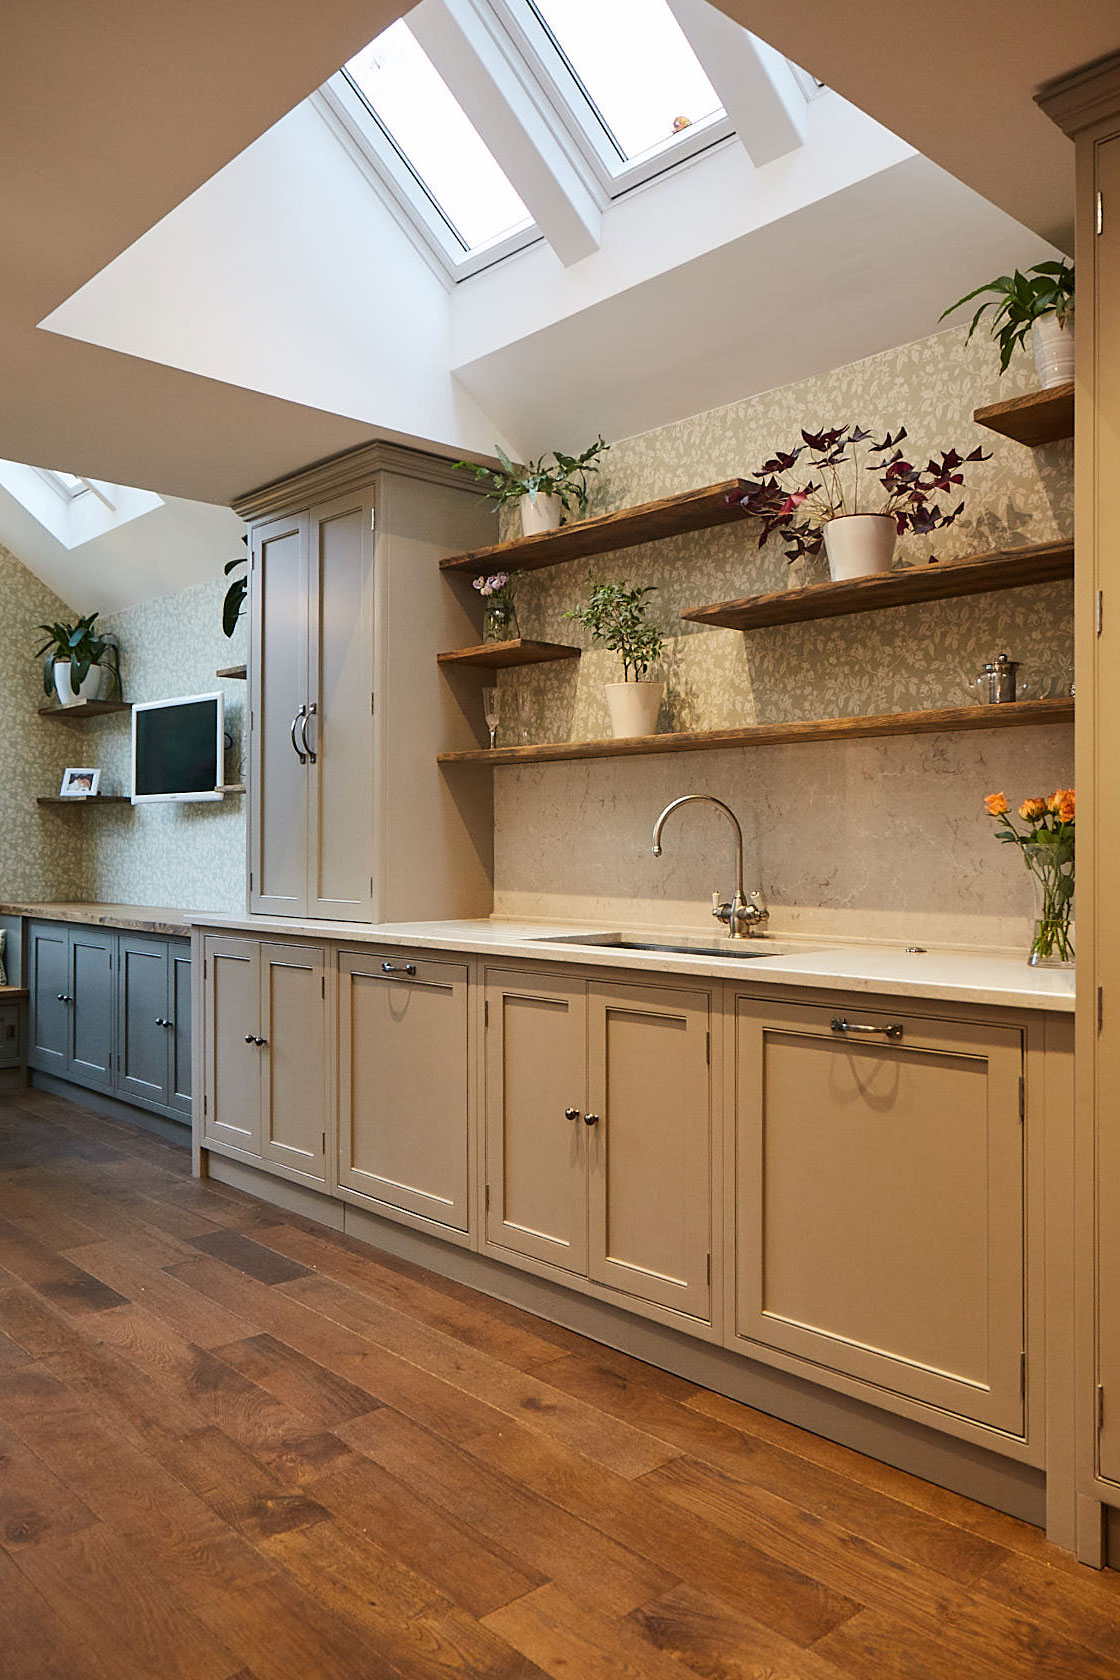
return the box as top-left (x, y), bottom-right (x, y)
top-left (492, 326), bottom-right (1075, 946)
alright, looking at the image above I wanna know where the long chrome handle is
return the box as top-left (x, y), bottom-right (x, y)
top-left (830, 1018), bottom-right (904, 1041)
top-left (301, 701), bottom-right (318, 765)
top-left (381, 961), bottom-right (417, 977)
top-left (290, 704), bottom-right (308, 764)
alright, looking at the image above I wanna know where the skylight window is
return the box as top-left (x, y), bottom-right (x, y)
top-left (345, 21), bottom-right (532, 255)
top-left (526, 0), bottom-right (725, 166)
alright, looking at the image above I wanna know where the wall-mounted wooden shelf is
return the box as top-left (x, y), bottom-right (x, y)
top-left (682, 540), bottom-right (1074, 633)
top-left (438, 697), bottom-right (1073, 767)
top-left (216, 665), bottom-right (247, 680)
top-left (439, 480), bottom-right (752, 575)
top-left (37, 795), bottom-right (131, 806)
top-left (437, 638), bottom-right (581, 670)
top-left (974, 383), bottom-right (1073, 446)
top-left (37, 699), bottom-right (131, 720)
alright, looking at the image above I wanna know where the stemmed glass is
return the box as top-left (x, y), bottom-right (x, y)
top-left (482, 686), bottom-right (500, 749)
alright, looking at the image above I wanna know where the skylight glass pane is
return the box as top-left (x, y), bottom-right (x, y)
top-left (346, 21), bottom-right (532, 254)
top-left (51, 471), bottom-right (87, 493)
top-left (529, 0), bottom-right (724, 163)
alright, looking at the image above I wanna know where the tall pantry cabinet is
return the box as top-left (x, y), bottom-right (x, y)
top-left (233, 442), bottom-right (496, 925)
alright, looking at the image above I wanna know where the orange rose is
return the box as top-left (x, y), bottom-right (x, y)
top-left (1019, 797), bottom-right (1048, 821)
top-left (984, 792), bottom-right (1009, 817)
top-left (1057, 789), bottom-right (1076, 824)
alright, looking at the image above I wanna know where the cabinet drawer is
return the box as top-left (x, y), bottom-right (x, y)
top-left (731, 997), bottom-right (1025, 1433)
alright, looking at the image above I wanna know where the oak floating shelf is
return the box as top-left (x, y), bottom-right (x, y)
top-left (682, 540), bottom-right (1074, 633)
top-left (439, 480), bottom-right (752, 575)
top-left (37, 699), bottom-right (131, 720)
top-left (974, 383), bottom-right (1073, 447)
top-left (438, 698), bottom-right (1074, 768)
top-left (216, 664), bottom-right (247, 680)
top-left (37, 795), bottom-right (131, 806)
top-left (438, 638), bottom-right (581, 670)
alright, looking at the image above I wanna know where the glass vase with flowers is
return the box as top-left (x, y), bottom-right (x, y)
top-left (984, 788), bottom-right (1075, 967)
top-left (473, 571), bottom-right (521, 643)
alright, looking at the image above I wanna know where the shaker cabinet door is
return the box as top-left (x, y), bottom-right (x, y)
top-left (68, 928), bottom-right (115, 1093)
top-left (116, 935), bottom-right (170, 1108)
top-left (259, 942), bottom-right (327, 1183)
top-left (27, 921), bottom-right (69, 1074)
top-left (168, 942), bottom-right (193, 1118)
top-left (202, 936), bottom-right (262, 1156)
top-left (249, 513), bottom-right (311, 917)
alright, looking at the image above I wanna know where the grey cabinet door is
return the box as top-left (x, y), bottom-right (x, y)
top-left (249, 513), bottom-right (311, 917)
top-left (168, 942), bottom-right (192, 1118)
top-left (27, 921), bottom-right (69, 1073)
top-left (117, 935), bottom-right (170, 1108)
top-left (69, 928), bottom-right (115, 1092)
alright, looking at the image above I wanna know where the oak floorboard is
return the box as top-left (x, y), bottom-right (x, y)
top-left (485, 1580), bottom-right (728, 1680)
top-left (188, 1229), bottom-right (314, 1285)
top-left (0, 1213), bottom-right (127, 1314)
top-left (65, 1237), bottom-right (259, 1346)
top-left (0, 1543), bottom-right (118, 1680)
top-left (630, 1580), bottom-right (853, 1680)
top-left (0, 1413), bottom-right (99, 1552)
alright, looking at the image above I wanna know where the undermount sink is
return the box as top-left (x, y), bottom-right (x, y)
top-left (529, 932), bottom-right (813, 960)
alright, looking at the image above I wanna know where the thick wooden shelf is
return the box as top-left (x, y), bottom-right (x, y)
top-left (437, 638), bottom-right (581, 670)
top-left (439, 480), bottom-right (751, 575)
top-left (216, 664), bottom-right (247, 680)
top-left (682, 540), bottom-right (1074, 633)
top-left (37, 795), bottom-right (130, 806)
top-left (974, 383), bottom-right (1073, 446)
top-left (438, 697), bottom-right (1073, 767)
top-left (37, 699), bottom-right (131, 719)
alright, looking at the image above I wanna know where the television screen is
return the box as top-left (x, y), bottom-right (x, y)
top-left (132, 693), bottom-right (224, 803)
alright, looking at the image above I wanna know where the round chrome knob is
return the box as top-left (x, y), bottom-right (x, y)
top-left (564, 1107), bottom-right (580, 1121)
top-left (244, 1033), bottom-right (256, 1044)
top-left (583, 1112), bottom-right (600, 1127)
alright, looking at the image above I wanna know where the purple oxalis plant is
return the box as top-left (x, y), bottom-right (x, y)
top-left (725, 426), bottom-right (991, 562)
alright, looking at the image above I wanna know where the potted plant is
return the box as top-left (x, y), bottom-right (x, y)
top-left (984, 788), bottom-right (1075, 967)
top-left (726, 426), bottom-right (990, 582)
top-left (563, 576), bottom-right (665, 738)
top-left (454, 436), bottom-right (609, 537)
top-left (222, 537), bottom-right (248, 638)
top-left (35, 613), bottom-right (121, 708)
top-left (940, 261), bottom-right (1074, 388)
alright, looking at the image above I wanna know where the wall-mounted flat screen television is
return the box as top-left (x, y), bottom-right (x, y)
top-left (131, 693), bottom-right (225, 803)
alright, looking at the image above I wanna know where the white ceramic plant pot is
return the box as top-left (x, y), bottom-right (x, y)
top-left (823, 513), bottom-right (898, 582)
top-left (605, 681), bottom-right (664, 739)
top-left (519, 493), bottom-right (563, 537)
top-left (1030, 312), bottom-right (1075, 388)
top-left (54, 660), bottom-right (106, 706)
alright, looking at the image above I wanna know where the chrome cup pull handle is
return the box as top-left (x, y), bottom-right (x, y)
top-left (830, 1017), bottom-right (904, 1041)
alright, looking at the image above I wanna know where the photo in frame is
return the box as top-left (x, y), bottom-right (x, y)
top-left (60, 767), bottom-right (101, 798)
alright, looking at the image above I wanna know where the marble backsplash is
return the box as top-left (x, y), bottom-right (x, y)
top-left (490, 326), bottom-right (1074, 948)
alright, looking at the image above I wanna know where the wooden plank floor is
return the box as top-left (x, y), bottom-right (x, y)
top-left (1, 1090), bottom-right (1119, 1680)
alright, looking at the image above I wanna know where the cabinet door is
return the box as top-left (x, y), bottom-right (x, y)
top-left (168, 942), bottom-right (192, 1119)
top-left (338, 951), bottom-right (468, 1230)
top-left (306, 495), bottom-right (375, 921)
top-left (116, 935), bottom-right (170, 1108)
top-left (260, 943), bottom-right (327, 1183)
top-left (249, 512), bottom-right (310, 917)
top-left (587, 982), bottom-right (713, 1319)
top-left (733, 998), bottom-right (1025, 1431)
top-left (0, 1004), bottom-right (21, 1067)
top-left (68, 928), bottom-right (115, 1092)
top-left (484, 969), bottom-right (587, 1274)
top-left (27, 921), bottom-right (69, 1073)
top-left (202, 937), bottom-right (261, 1155)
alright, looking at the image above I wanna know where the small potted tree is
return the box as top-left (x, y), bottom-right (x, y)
top-left (34, 613), bottom-right (121, 708)
top-left (564, 577), bottom-right (665, 738)
top-left (940, 261), bottom-right (1074, 388)
top-left (454, 437), bottom-right (609, 536)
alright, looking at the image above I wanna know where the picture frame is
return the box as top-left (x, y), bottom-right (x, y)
top-left (60, 767), bottom-right (101, 799)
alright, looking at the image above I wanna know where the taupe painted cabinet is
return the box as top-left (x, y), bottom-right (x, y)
top-left (337, 950), bottom-right (469, 1233)
top-left (483, 968), bottom-right (714, 1322)
top-left (730, 996), bottom-right (1026, 1433)
top-left (202, 935), bottom-right (328, 1184)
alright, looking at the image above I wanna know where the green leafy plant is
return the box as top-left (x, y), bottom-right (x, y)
top-left (940, 261), bottom-right (1074, 372)
top-left (453, 435), bottom-right (609, 519)
top-left (34, 613), bottom-right (120, 699)
top-left (563, 576), bottom-right (664, 682)
top-left (222, 537), bottom-right (248, 638)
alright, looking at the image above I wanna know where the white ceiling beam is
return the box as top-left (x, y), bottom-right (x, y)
top-left (666, 0), bottom-right (808, 166)
top-left (409, 0), bottom-right (602, 266)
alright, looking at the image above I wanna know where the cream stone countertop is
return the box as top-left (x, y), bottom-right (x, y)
top-left (186, 914), bottom-right (1076, 1014)
top-left (0, 901), bottom-right (195, 938)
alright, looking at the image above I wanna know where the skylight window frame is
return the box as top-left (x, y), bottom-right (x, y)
top-left (318, 60), bottom-right (543, 283)
top-left (486, 0), bottom-right (736, 200)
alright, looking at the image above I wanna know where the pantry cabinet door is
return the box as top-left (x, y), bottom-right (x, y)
top-left (586, 982), bottom-right (713, 1320)
top-left (733, 998), bottom-right (1026, 1432)
top-left (202, 937), bottom-right (261, 1156)
top-left (260, 942), bottom-right (327, 1183)
top-left (484, 969), bottom-right (588, 1275)
top-left (338, 951), bottom-right (469, 1231)
top-left (249, 513), bottom-right (311, 917)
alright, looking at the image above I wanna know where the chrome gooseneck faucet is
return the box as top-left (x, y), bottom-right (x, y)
top-left (651, 794), bottom-right (768, 939)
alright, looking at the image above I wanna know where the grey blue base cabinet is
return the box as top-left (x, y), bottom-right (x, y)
top-left (27, 920), bottom-right (191, 1123)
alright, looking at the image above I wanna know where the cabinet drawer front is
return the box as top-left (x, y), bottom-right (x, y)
top-left (587, 982), bottom-right (713, 1320)
top-left (733, 998), bottom-right (1025, 1432)
top-left (260, 943), bottom-right (327, 1182)
top-left (338, 952), bottom-right (468, 1229)
top-left (203, 937), bottom-right (262, 1155)
top-left (484, 969), bottom-right (588, 1274)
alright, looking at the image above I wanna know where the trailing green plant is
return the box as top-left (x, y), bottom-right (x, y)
top-left (222, 537), bottom-right (248, 638)
top-left (563, 576), bottom-right (664, 682)
top-left (34, 613), bottom-right (120, 699)
top-left (453, 435), bottom-right (609, 519)
top-left (939, 261), bottom-right (1074, 372)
